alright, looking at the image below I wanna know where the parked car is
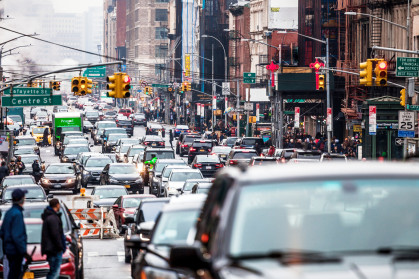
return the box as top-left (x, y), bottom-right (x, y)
top-left (100, 163), bottom-right (144, 194)
top-left (191, 155), bottom-right (223, 177)
top-left (187, 140), bottom-right (215, 164)
top-left (40, 163), bottom-right (80, 194)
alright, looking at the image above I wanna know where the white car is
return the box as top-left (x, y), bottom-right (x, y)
top-left (165, 168), bottom-right (203, 197)
top-left (34, 111), bottom-right (49, 122)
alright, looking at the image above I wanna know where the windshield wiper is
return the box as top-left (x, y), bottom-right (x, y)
top-left (377, 246), bottom-right (419, 262)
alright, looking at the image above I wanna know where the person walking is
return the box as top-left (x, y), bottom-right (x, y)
top-left (42, 128), bottom-right (49, 147)
top-left (41, 199), bottom-right (66, 279)
top-left (267, 146), bottom-right (276, 157)
top-left (169, 129), bottom-right (174, 149)
top-left (0, 161), bottom-right (9, 181)
top-left (16, 156), bottom-right (25, 175)
top-left (8, 159), bottom-right (17, 176)
top-left (32, 160), bottom-right (42, 183)
top-left (0, 189), bottom-right (30, 279)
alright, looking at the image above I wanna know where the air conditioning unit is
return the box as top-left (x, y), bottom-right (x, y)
top-left (264, 31), bottom-right (272, 37)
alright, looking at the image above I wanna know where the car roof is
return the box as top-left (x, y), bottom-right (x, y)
top-left (162, 194), bottom-right (206, 211)
top-left (4, 184), bottom-right (41, 189)
top-left (140, 197), bottom-right (170, 204)
top-left (231, 149), bottom-right (257, 153)
top-left (3, 175), bottom-right (34, 179)
top-left (109, 163), bottom-right (134, 166)
top-left (47, 163), bottom-right (73, 167)
top-left (171, 168), bottom-right (200, 173)
top-left (15, 146), bottom-right (35, 149)
top-left (185, 178), bottom-right (212, 183)
top-left (145, 148), bottom-right (173, 152)
top-left (156, 159), bottom-right (185, 163)
top-left (121, 194), bottom-right (156, 199)
top-left (94, 185), bottom-right (127, 189)
top-left (252, 156), bottom-right (277, 160)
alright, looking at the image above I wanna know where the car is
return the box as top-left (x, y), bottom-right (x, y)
top-left (140, 148), bottom-right (176, 185)
top-left (276, 148), bottom-right (302, 161)
top-left (89, 185), bottom-right (129, 209)
top-left (30, 107), bottom-right (48, 119)
top-left (118, 108), bottom-right (133, 118)
top-left (58, 135), bottom-right (87, 156)
top-left (31, 126), bottom-right (52, 145)
top-left (13, 146), bottom-right (38, 157)
top-left (66, 138), bottom-right (89, 146)
top-left (128, 195), bottom-right (206, 279)
top-left (222, 136), bottom-right (238, 147)
top-left (290, 150), bottom-right (322, 161)
top-left (55, 131), bottom-right (84, 155)
top-left (226, 149), bottom-right (259, 166)
top-left (145, 123), bottom-right (164, 136)
top-left (79, 155), bottom-right (113, 187)
top-left (61, 144), bottom-right (91, 163)
top-left (165, 168), bottom-right (203, 197)
top-left (112, 194), bottom-right (156, 232)
top-left (102, 153), bottom-right (117, 163)
top-left (132, 113), bottom-right (147, 126)
top-left (54, 105), bottom-right (68, 113)
top-left (101, 127), bottom-right (127, 143)
top-left (178, 134), bottom-right (201, 156)
top-left (103, 133), bottom-right (129, 153)
top-left (235, 137), bottom-right (267, 150)
top-left (191, 155), bottom-right (223, 177)
top-left (124, 198), bottom-right (170, 265)
top-left (173, 124), bottom-right (190, 138)
top-left (249, 156), bottom-right (280, 166)
top-left (191, 182), bottom-right (212, 194)
top-left (0, 175), bottom-right (36, 188)
top-left (124, 145), bottom-right (146, 163)
top-left (117, 119), bottom-right (134, 137)
top-left (149, 159), bottom-right (186, 196)
top-left (100, 163), bottom-right (144, 194)
top-left (211, 145), bottom-right (232, 163)
top-left (176, 132), bottom-right (200, 155)
top-left (34, 111), bottom-right (49, 122)
top-left (40, 163), bottom-right (80, 194)
top-left (84, 110), bottom-right (100, 124)
top-left (83, 120), bottom-right (94, 133)
top-left (92, 121), bottom-right (117, 144)
top-left (141, 135), bottom-right (165, 148)
top-left (181, 178), bottom-right (213, 195)
top-left (116, 144), bottom-right (133, 162)
top-left (14, 136), bottom-right (40, 155)
top-left (169, 162), bottom-right (419, 278)
top-left (187, 140), bottom-right (215, 164)
top-left (103, 110), bottom-right (117, 121)
top-left (20, 154), bottom-right (44, 175)
top-left (320, 153), bottom-right (348, 162)
top-left (1, 184), bottom-right (51, 204)
top-left (113, 138), bottom-right (141, 153)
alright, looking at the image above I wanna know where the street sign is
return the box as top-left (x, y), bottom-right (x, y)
top-left (407, 104), bottom-right (419, 110)
top-left (83, 66), bottom-right (106, 78)
top-left (244, 102), bottom-right (253, 111)
top-left (396, 57), bottom-right (419, 77)
top-left (398, 110), bottom-right (415, 131)
top-left (1, 94), bottom-right (62, 107)
top-left (326, 108), bottom-right (332, 132)
top-left (398, 130), bottom-right (415, 138)
top-left (152, 84), bottom-right (169, 88)
top-left (222, 82), bottom-right (230, 95)
top-left (395, 138), bottom-right (403, 146)
top-left (369, 106), bottom-right (376, 135)
top-left (243, 72), bottom-right (256, 84)
top-left (294, 107), bottom-right (300, 128)
top-left (3, 87), bottom-right (52, 95)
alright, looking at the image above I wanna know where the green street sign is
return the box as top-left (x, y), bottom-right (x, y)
top-left (3, 87), bottom-right (52, 95)
top-left (1, 95), bottom-right (62, 107)
top-left (83, 66), bottom-right (106, 78)
top-left (243, 72), bottom-right (256, 84)
top-left (407, 104), bottom-right (419, 110)
top-left (152, 84), bottom-right (169, 88)
top-left (396, 57), bottom-right (419, 77)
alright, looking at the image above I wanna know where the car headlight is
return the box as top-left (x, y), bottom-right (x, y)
top-left (66, 178), bottom-right (75, 184)
top-left (41, 178), bottom-right (50, 184)
top-left (142, 267), bottom-right (177, 279)
top-left (109, 177), bottom-right (118, 183)
top-left (62, 157), bottom-right (69, 162)
top-left (61, 255), bottom-right (72, 264)
top-left (83, 170), bottom-right (90, 176)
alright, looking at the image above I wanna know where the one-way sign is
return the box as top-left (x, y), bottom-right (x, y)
top-left (395, 138), bottom-right (403, 146)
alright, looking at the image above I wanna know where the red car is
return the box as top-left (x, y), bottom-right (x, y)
top-left (112, 194), bottom-right (156, 231)
top-left (0, 219), bottom-right (76, 279)
top-left (118, 108), bottom-right (133, 118)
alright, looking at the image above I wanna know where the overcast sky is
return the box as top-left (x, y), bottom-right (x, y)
top-left (52, 0), bottom-right (102, 13)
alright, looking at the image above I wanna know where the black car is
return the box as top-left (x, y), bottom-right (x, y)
top-left (100, 163), bottom-right (144, 194)
top-left (237, 137), bottom-right (267, 150)
top-left (187, 140), bottom-right (214, 164)
top-left (117, 119), bottom-right (134, 137)
top-left (102, 133), bottom-right (129, 153)
top-left (132, 114), bottom-right (147, 126)
top-left (40, 163), bottom-right (81, 194)
top-left (178, 134), bottom-right (201, 156)
top-left (191, 154), bottom-right (223, 177)
top-left (61, 144), bottom-right (91, 163)
top-left (140, 148), bottom-right (176, 185)
top-left (80, 155), bottom-right (113, 187)
top-left (141, 135), bottom-right (165, 148)
top-left (1, 184), bottom-right (52, 204)
top-left (249, 156), bottom-right (279, 166)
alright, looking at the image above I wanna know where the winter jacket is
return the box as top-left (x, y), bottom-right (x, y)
top-left (0, 166), bottom-right (8, 181)
top-left (0, 204), bottom-right (27, 256)
top-left (41, 206), bottom-right (66, 256)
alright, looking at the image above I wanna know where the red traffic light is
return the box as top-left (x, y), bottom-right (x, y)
top-left (123, 75), bottom-right (131, 83)
top-left (378, 61), bottom-right (387, 70)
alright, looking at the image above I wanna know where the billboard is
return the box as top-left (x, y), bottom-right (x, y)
top-left (268, 0), bottom-right (298, 29)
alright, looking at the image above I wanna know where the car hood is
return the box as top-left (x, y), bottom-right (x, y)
top-left (94, 198), bottom-right (118, 207)
top-left (110, 174), bottom-right (141, 180)
top-left (84, 167), bottom-right (104, 172)
top-left (167, 181), bottom-right (185, 190)
top-left (43, 173), bottom-right (75, 179)
top-left (220, 255), bottom-right (419, 279)
top-left (124, 208), bottom-right (137, 215)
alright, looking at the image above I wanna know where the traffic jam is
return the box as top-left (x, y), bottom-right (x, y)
top-left (0, 95), bottom-right (418, 279)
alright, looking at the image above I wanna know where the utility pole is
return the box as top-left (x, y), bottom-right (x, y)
top-left (326, 38), bottom-right (331, 153)
top-left (211, 44), bottom-right (215, 131)
top-left (236, 79), bottom-right (240, 137)
top-left (404, 0), bottom-right (411, 160)
top-left (165, 61), bottom-right (170, 125)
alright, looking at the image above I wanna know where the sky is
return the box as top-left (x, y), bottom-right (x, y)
top-left (52, 0), bottom-right (102, 13)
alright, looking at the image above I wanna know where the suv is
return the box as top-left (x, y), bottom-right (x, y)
top-left (92, 121), bottom-right (117, 144)
top-left (187, 140), bottom-right (214, 164)
top-left (132, 113), bottom-right (147, 126)
top-left (102, 133), bottom-right (129, 153)
top-left (226, 149), bottom-right (259, 166)
top-left (84, 110), bottom-right (100, 125)
top-left (117, 119), bottom-right (134, 137)
top-left (118, 108), bottom-right (133, 118)
top-left (79, 155), bottom-right (113, 187)
top-left (237, 137), bottom-right (266, 150)
top-left (176, 132), bottom-right (200, 155)
top-left (141, 148), bottom-right (176, 185)
top-left (178, 134), bottom-right (201, 156)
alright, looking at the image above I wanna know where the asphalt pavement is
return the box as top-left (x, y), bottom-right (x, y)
top-left (31, 105), bottom-right (177, 279)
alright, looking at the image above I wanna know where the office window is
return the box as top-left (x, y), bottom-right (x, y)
top-left (156, 0), bottom-right (169, 3)
top-left (155, 27), bottom-right (168, 39)
top-left (155, 45), bottom-right (168, 58)
top-left (155, 64), bottom-right (164, 75)
top-left (155, 9), bottom-right (168, 21)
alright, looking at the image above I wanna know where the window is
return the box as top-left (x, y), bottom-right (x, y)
top-left (155, 45), bottom-right (168, 58)
top-left (156, 0), bottom-right (169, 3)
top-left (155, 9), bottom-right (168, 21)
top-left (155, 64), bottom-right (164, 75)
top-left (155, 27), bottom-right (168, 39)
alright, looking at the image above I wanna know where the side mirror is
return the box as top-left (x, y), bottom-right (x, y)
top-left (47, 194), bottom-right (54, 200)
top-left (170, 245), bottom-right (208, 271)
top-left (112, 204), bottom-right (118, 209)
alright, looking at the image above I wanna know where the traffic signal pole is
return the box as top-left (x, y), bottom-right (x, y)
top-left (326, 38), bottom-right (332, 153)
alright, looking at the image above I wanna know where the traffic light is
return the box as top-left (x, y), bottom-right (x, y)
top-left (149, 87), bottom-right (153, 95)
top-left (400, 88), bottom-right (406, 107)
top-left (374, 60), bottom-right (387, 86)
top-left (84, 78), bottom-right (93, 94)
top-left (71, 77), bottom-right (81, 95)
top-left (186, 82), bottom-right (191, 91)
top-left (120, 74), bottom-right (131, 98)
top-left (106, 74), bottom-right (118, 98)
top-left (318, 74), bottom-right (325, 91)
top-left (50, 81), bottom-right (60, 91)
top-left (145, 86), bottom-right (150, 95)
top-left (79, 78), bottom-right (87, 95)
top-left (359, 60), bottom-right (373, 86)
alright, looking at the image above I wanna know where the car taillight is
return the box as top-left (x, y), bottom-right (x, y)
top-left (229, 160), bottom-right (238, 165)
top-left (194, 164), bottom-right (202, 168)
top-left (182, 144), bottom-right (189, 148)
top-left (159, 142), bottom-right (164, 145)
top-left (215, 163), bottom-right (223, 168)
top-left (190, 147), bottom-right (196, 152)
top-left (240, 146), bottom-right (245, 149)
top-left (175, 129), bottom-right (179, 132)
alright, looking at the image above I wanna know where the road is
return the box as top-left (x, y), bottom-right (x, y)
top-left (28, 106), bottom-right (176, 279)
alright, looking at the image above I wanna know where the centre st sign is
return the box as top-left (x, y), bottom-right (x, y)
top-left (1, 95), bottom-right (62, 107)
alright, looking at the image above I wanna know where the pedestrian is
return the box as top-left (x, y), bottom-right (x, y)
top-left (267, 146), bottom-right (276, 156)
top-left (41, 199), bottom-right (66, 279)
top-left (16, 156), bottom-right (25, 175)
top-left (169, 129), bottom-right (174, 149)
top-left (0, 161), bottom-right (9, 181)
top-left (32, 160), bottom-right (42, 183)
top-left (42, 128), bottom-right (49, 147)
top-left (8, 159), bottom-right (17, 176)
top-left (0, 189), bottom-right (30, 279)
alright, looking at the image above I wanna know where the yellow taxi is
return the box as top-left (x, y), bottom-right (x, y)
top-left (31, 126), bottom-right (51, 145)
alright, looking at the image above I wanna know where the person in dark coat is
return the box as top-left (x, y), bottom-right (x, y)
top-left (41, 199), bottom-right (66, 279)
top-left (0, 189), bottom-right (30, 279)
top-left (16, 156), bottom-right (25, 175)
top-left (169, 130), bottom-right (174, 149)
top-left (32, 160), bottom-right (42, 183)
top-left (0, 161), bottom-right (8, 181)
top-left (42, 128), bottom-right (49, 147)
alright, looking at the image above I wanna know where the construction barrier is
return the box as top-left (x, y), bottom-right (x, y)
top-left (69, 196), bottom-right (119, 239)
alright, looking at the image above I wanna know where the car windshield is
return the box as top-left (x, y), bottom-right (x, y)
top-left (155, 162), bottom-right (185, 172)
top-left (226, 138), bottom-right (238, 144)
top-left (123, 198), bottom-right (145, 208)
top-left (152, 209), bottom-right (200, 246)
top-left (14, 148), bottom-right (34, 155)
top-left (26, 223), bottom-right (42, 244)
top-left (32, 128), bottom-right (48, 134)
top-left (184, 136), bottom-right (200, 143)
top-left (85, 112), bottom-right (99, 118)
top-left (4, 187), bottom-right (45, 201)
top-left (9, 115), bottom-right (22, 122)
top-left (232, 152), bottom-right (258, 159)
top-left (108, 134), bottom-right (128, 141)
top-left (16, 139), bottom-right (36, 146)
top-left (128, 147), bottom-right (144, 156)
top-left (63, 137), bottom-right (84, 145)
top-left (45, 165), bottom-right (74, 174)
top-left (196, 185), bottom-right (211, 194)
top-left (64, 146), bottom-right (90, 155)
top-left (192, 142), bottom-right (212, 149)
top-left (196, 156), bottom-right (220, 163)
top-left (120, 139), bottom-right (139, 145)
top-left (20, 156), bottom-right (39, 165)
top-left (68, 139), bottom-right (88, 145)
top-left (162, 167), bottom-right (188, 178)
top-left (2, 177), bottom-right (34, 187)
top-left (109, 165), bottom-right (137, 174)
top-left (98, 122), bottom-right (117, 129)
top-left (105, 129), bottom-right (125, 136)
top-left (141, 202), bottom-right (167, 222)
top-left (212, 146), bottom-right (231, 153)
top-left (120, 145), bottom-right (131, 153)
top-left (86, 157), bottom-right (112, 168)
top-left (170, 172), bottom-right (202, 181)
top-left (229, 178), bottom-right (419, 257)
top-left (297, 152), bottom-right (321, 159)
top-left (145, 151), bottom-right (175, 161)
top-left (94, 188), bottom-right (127, 199)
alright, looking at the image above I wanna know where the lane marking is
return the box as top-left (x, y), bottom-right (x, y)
top-left (87, 252), bottom-right (99, 257)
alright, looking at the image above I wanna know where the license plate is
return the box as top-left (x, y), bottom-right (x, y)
top-left (152, 143), bottom-right (156, 146)
top-left (95, 178), bottom-right (100, 181)
top-left (125, 185), bottom-right (130, 188)
top-left (54, 185), bottom-right (61, 189)
top-left (220, 155), bottom-right (226, 158)
top-left (206, 166), bottom-right (212, 169)
top-left (23, 272), bottom-right (34, 279)
top-left (200, 149), bottom-right (205, 152)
